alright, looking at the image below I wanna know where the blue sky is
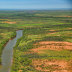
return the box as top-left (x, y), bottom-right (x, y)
top-left (0, 0), bottom-right (72, 9)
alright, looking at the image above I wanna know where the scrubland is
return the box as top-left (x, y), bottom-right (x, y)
top-left (0, 10), bottom-right (72, 72)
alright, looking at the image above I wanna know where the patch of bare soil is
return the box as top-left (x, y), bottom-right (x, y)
top-left (19, 70), bottom-right (22, 72)
top-left (67, 28), bottom-right (72, 30)
top-left (49, 30), bottom-right (56, 32)
top-left (2, 21), bottom-right (16, 24)
top-left (66, 16), bottom-right (72, 17)
top-left (0, 33), bottom-right (7, 36)
top-left (31, 41), bottom-right (72, 53)
top-left (48, 32), bottom-right (57, 35)
top-left (32, 59), bottom-right (72, 72)
top-left (56, 16), bottom-right (72, 17)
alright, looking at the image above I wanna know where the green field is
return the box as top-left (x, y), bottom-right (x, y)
top-left (0, 10), bottom-right (72, 72)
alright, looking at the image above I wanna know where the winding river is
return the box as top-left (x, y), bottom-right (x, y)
top-left (0, 30), bottom-right (23, 72)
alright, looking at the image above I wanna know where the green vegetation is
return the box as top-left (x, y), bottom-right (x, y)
top-left (0, 10), bottom-right (72, 71)
top-left (0, 26), bottom-right (16, 64)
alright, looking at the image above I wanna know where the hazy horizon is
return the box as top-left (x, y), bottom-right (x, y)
top-left (0, 8), bottom-right (72, 11)
top-left (0, 0), bottom-right (72, 10)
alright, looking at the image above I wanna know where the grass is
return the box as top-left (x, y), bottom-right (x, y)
top-left (38, 50), bottom-right (72, 60)
top-left (0, 10), bottom-right (72, 72)
top-left (11, 26), bottom-right (72, 72)
top-left (0, 27), bottom-right (16, 64)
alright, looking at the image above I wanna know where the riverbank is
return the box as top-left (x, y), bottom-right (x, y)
top-left (0, 30), bottom-right (23, 72)
top-left (0, 30), bottom-right (16, 65)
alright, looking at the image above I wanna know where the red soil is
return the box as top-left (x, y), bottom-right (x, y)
top-left (31, 41), bottom-right (72, 53)
top-left (32, 59), bottom-right (72, 72)
top-left (2, 21), bottom-right (16, 24)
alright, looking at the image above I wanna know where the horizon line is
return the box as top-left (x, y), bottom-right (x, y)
top-left (0, 8), bottom-right (72, 10)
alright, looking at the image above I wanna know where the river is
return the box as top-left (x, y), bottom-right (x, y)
top-left (0, 30), bottom-right (23, 72)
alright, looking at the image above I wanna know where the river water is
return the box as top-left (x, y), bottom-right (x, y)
top-left (0, 30), bottom-right (23, 72)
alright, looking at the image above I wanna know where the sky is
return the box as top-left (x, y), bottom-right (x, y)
top-left (0, 0), bottom-right (72, 9)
